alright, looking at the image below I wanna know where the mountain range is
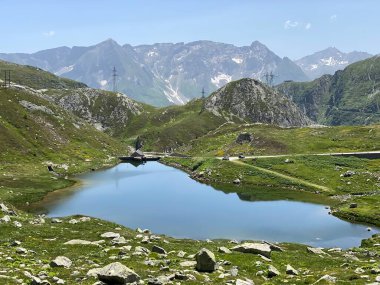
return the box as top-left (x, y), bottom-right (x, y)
top-left (295, 47), bottom-right (372, 80)
top-left (1, 54), bottom-right (379, 156)
top-left (1, 39), bottom-right (369, 107)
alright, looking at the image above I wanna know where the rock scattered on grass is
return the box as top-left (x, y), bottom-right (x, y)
top-left (50, 256), bottom-right (72, 268)
top-left (101, 232), bottom-right (121, 239)
top-left (195, 248), bottom-right (217, 272)
top-left (152, 245), bottom-right (167, 255)
top-left (218, 246), bottom-right (231, 254)
top-left (267, 265), bottom-right (280, 278)
top-left (180, 261), bottom-right (196, 267)
top-left (286, 264), bottom-right (298, 275)
top-left (64, 239), bottom-right (103, 246)
top-left (231, 242), bottom-right (271, 258)
top-left (313, 274), bottom-right (337, 284)
top-left (307, 247), bottom-right (327, 255)
top-left (235, 278), bottom-right (254, 285)
top-left (97, 262), bottom-right (140, 284)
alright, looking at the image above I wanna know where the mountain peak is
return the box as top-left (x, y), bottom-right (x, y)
top-left (296, 47), bottom-right (372, 80)
top-left (96, 38), bottom-right (121, 48)
top-left (204, 78), bottom-right (311, 127)
top-left (324, 46), bottom-right (341, 53)
top-left (250, 40), bottom-right (267, 49)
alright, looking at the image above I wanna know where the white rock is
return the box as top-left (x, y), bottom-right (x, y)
top-left (231, 243), bottom-right (271, 258)
top-left (97, 262), bottom-right (140, 284)
top-left (101, 232), bottom-right (121, 239)
top-left (50, 256), bottom-right (72, 268)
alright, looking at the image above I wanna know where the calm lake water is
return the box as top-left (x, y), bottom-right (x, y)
top-left (45, 162), bottom-right (378, 248)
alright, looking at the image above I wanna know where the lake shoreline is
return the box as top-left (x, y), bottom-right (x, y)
top-left (38, 161), bottom-right (378, 249)
top-left (161, 156), bottom-right (380, 229)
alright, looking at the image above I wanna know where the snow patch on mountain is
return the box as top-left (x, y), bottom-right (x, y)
top-left (162, 80), bottom-right (188, 105)
top-left (320, 57), bottom-right (348, 67)
top-left (310, 64), bottom-right (318, 70)
top-left (232, 57), bottom-right (243, 64)
top-left (147, 51), bottom-right (158, 57)
top-left (54, 65), bottom-right (74, 76)
top-left (296, 47), bottom-right (372, 79)
top-left (211, 73), bottom-right (232, 88)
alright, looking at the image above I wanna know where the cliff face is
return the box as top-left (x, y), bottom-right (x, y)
top-left (205, 78), bottom-right (311, 127)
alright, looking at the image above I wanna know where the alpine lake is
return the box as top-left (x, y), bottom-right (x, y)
top-left (39, 161), bottom-right (379, 249)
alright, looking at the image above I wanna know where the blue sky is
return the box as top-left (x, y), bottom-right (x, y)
top-left (1, 0), bottom-right (379, 59)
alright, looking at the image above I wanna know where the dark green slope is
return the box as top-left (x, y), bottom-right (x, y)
top-left (277, 56), bottom-right (380, 125)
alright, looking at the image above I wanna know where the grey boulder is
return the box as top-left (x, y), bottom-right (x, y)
top-left (50, 256), bottom-right (72, 268)
top-left (231, 243), bottom-right (271, 258)
top-left (97, 262), bottom-right (140, 284)
top-left (195, 248), bottom-right (217, 272)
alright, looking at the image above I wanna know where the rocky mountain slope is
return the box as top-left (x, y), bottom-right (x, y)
top-left (0, 85), bottom-right (126, 166)
top-left (0, 39), bottom-right (308, 106)
top-left (278, 55), bottom-right (380, 125)
top-left (295, 47), bottom-right (372, 80)
top-left (204, 78), bottom-right (311, 127)
top-left (0, 60), bottom-right (147, 136)
top-left (41, 88), bottom-right (146, 136)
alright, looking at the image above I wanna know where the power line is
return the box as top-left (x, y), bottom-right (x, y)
top-left (112, 66), bottom-right (118, 92)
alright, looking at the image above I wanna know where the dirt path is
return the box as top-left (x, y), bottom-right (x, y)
top-left (224, 150), bottom-right (380, 161)
top-left (232, 160), bottom-right (332, 193)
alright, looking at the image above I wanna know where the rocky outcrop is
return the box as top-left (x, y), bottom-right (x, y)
top-left (205, 78), bottom-right (311, 127)
top-left (42, 88), bottom-right (144, 135)
top-left (236, 133), bottom-right (254, 144)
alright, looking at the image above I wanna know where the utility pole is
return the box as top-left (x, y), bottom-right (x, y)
top-left (2, 70), bottom-right (11, 88)
top-left (112, 66), bottom-right (118, 92)
top-left (201, 87), bottom-right (206, 98)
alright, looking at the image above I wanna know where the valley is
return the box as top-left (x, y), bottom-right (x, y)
top-left (0, 53), bottom-right (380, 285)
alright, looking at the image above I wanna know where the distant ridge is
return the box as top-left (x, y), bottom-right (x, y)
top-left (0, 39), bottom-right (308, 106)
top-left (295, 47), bottom-right (372, 80)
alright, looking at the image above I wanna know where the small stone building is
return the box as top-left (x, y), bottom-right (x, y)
top-left (131, 149), bottom-right (145, 159)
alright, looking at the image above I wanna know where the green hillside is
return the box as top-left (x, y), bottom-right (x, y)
top-left (0, 60), bottom-right (86, 89)
top-left (181, 123), bottom-right (380, 157)
top-left (0, 86), bottom-right (127, 208)
top-left (123, 98), bottom-right (229, 151)
top-left (277, 56), bottom-right (380, 125)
